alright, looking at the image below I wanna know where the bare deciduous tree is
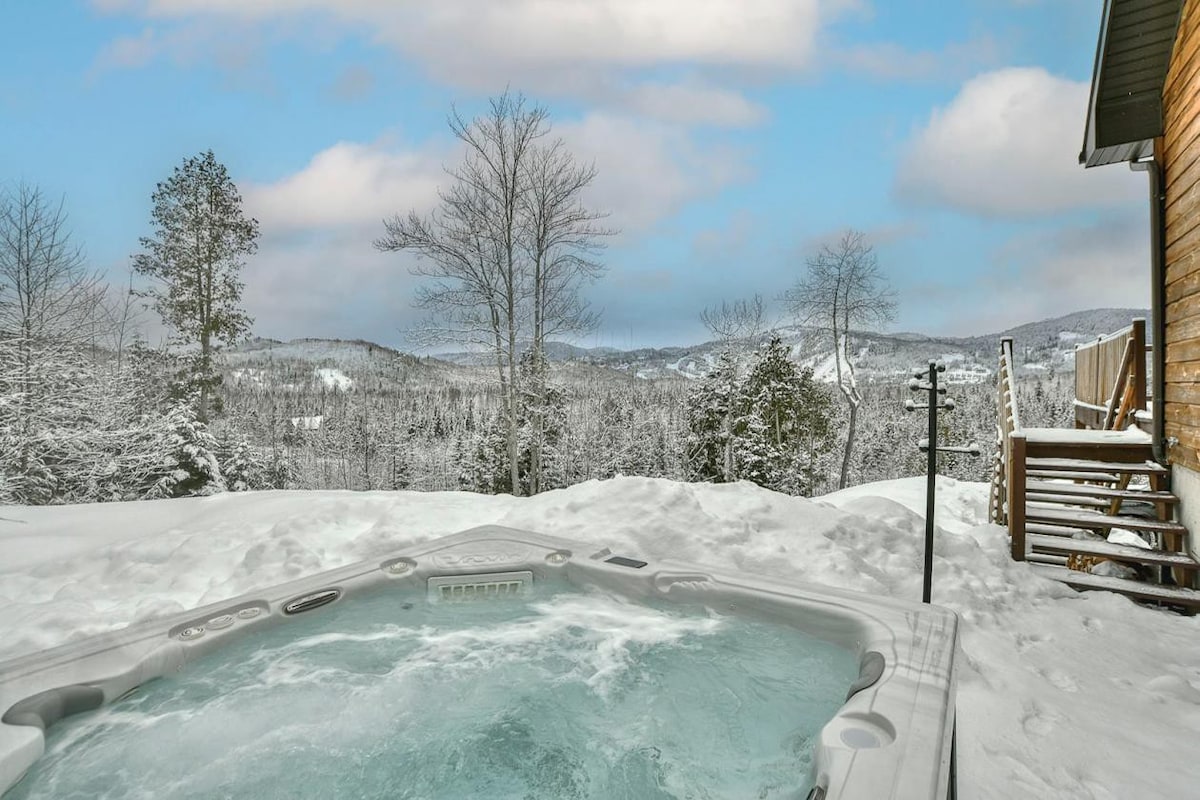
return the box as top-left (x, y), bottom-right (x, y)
top-left (0, 183), bottom-right (105, 501)
top-left (700, 294), bottom-right (766, 344)
top-left (783, 229), bottom-right (895, 489)
top-left (521, 138), bottom-right (612, 493)
top-left (376, 90), bottom-right (611, 496)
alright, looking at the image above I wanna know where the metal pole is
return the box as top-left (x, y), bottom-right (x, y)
top-left (924, 361), bottom-right (936, 604)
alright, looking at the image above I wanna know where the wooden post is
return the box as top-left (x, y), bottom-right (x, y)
top-left (1008, 431), bottom-right (1027, 561)
top-left (1131, 317), bottom-right (1147, 414)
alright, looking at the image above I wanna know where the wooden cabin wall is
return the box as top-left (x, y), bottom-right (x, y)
top-left (1163, 0), bottom-right (1200, 469)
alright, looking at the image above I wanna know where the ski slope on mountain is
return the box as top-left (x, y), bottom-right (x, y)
top-left (1, 477), bottom-right (1197, 798)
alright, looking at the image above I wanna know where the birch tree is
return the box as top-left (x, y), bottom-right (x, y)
top-left (133, 150), bottom-right (258, 422)
top-left (783, 230), bottom-right (895, 489)
top-left (376, 90), bottom-right (610, 495)
top-left (520, 138), bottom-right (611, 492)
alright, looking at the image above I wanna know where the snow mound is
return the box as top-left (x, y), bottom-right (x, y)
top-left (1, 476), bottom-right (1199, 799)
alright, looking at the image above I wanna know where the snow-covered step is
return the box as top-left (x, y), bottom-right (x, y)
top-left (1031, 565), bottom-right (1200, 611)
top-left (1024, 480), bottom-right (1178, 505)
top-left (1024, 457), bottom-right (1167, 476)
top-left (1025, 469), bottom-right (1119, 483)
top-left (1027, 534), bottom-right (1199, 570)
top-left (1026, 552), bottom-right (1069, 567)
top-left (1026, 522), bottom-right (1091, 538)
top-left (1025, 506), bottom-right (1187, 536)
top-left (1026, 494), bottom-right (1110, 509)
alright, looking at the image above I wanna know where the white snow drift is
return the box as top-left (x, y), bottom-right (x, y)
top-left (1, 477), bottom-right (1198, 799)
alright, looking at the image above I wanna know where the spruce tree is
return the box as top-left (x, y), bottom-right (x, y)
top-left (145, 397), bottom-right (226, 498)
top-left (133, 150), bottom-right (258, 422)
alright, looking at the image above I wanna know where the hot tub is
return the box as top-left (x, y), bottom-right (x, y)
top-left (0, 525), bottom-right (959, 799)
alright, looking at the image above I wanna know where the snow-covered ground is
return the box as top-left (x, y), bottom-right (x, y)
top-left (313, 367), bottom-right (352, 390)
top-left (2, 477), bottom-right (1198, 798)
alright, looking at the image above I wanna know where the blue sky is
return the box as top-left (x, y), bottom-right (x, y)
top-left (0, 0), bottom-right (1153, 350)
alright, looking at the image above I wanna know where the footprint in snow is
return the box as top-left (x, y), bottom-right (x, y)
top-left (1036, 666), bottom-right (1079, 693)
top-left (1020, 701), bottom-right (1061, 737)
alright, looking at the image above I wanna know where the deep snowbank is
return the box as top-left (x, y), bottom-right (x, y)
top-left (1, 476), bottom-right (1198, 798)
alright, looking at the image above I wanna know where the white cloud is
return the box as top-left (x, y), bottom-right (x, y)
top-left (555, 113), bottom-right (752, 233)
top-left (91, 0), bottom-right (850, 128)
top-left (832, 34), bottom-right (1003, 83)
top-left (929, 210), bottom-right (1152, 335)
top-left (242, 139), bottom-right (447, 233)
top-left (242, 114), bottom-right (750, 237)
top-left (895, 67), bottom-right (1143, 216)
top-left (98, 0), bottom-right (829, 72)
top-left (241, 231), bottom-right (423, 345)
top-left (615, 82), bottom-right (768, 127)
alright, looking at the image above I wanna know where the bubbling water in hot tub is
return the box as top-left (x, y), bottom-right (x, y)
top-left (5, 585), bottom-right (859, 800)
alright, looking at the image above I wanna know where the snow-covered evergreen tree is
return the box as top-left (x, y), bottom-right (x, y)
top-left (685, 339), bottom-right (834, 495)
top-left (684, 351), bottom-right (741, 484)
top-left (145, 397), bottom-right (226, 498)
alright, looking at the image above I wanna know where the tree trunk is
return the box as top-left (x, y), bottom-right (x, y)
top-left (507, 313), bottom-right (520, 496)
top-left (839, 399), bottom-right (857, 490)
top-left (199, 329), bottom-right (211, 423)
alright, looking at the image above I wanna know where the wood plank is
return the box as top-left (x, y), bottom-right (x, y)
top-left (1163, 100), bottom-right (1200, 163)
top-left (1024, 479), bottom-right (1179, 503)
top-left (1165, 182), bottom-right (1200, 248)
top-left (1026, 469), bottom-right (1120, 482)
top-left (1026, 522), bottom-right (1089, 538)
top-left (1163, 417), bottom-right (1200, 449)
top-left (1164, 337), bottom-right (1200, 363)
top-left (1009, 433), bottom-right (1027, 561)
top-left (1166, 293), bottom-right (1200, 330)
top-left (1025, 443), bottom-right (1155, 462)
top-left (1027, 534), bottom-right (1199, 569)
top-left (1165, 261), bottom-right (1200, 308)
top-left (1162, 380), bottom-right (1200, 405)
top-left (1167, 250), bottom-right (1200, 290)
top-left (1161, 398), bottom-right (1200, 429)
top-left (1023, 457), bottom-right (1165, 474)
top-left (1163, 309), bottom-right (1200, 343)
top-left (1163, 73), bottom-right (1200, 144)
top-left (1168, 439), bottom-right (1200, 472)
top-left (1025, 506), bottom-right (1187, 534)
top-left (1166, 214), bottom-right (1200, 266)
top-left (1027, 553), bottom-right (1070, 567)
top-left (1164, 11), bottom-right (1200, 107)
top-left (1027, 494), bottom-right (1112, 509)
top-left (1031, 565), bottom-right (1200, 608)
top-left (1164, 359), bottom-right (1200, 384)
top-left (1164, 138), bottom-right (1200, 196)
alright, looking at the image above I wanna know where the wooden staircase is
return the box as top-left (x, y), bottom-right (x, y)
top-left (990, 335), bottom-right (1200, 613)
top-left (1010, 432), bottom-right (1200, 611)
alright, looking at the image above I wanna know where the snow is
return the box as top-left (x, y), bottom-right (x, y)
top-left (2, 476), bottom-right (1199, 798)
top-left (1022, 426), bottom-right (1153, 445)
top-left (289, 415), bottom-right (323, 431)
top-left (314, 367), bottom-right (352, 390)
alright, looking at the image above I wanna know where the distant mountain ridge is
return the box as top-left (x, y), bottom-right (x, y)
top-left (227, 307), bottom-right (1149, 386)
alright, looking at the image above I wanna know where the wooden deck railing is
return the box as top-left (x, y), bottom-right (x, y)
top-left (1074, 318), bottom-right (1147, 430)
top-left (989, 336), bottom-right (1022, 528)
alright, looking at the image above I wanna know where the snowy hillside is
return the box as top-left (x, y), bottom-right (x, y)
top-left (225, 337), bottom-right (419, 368)
top-left (224, 307), bottom-right (1146, 390)
top-left (1, 477), bottom-right (1197, 798)
top-left (438, 307), bottom-right (1148, 383)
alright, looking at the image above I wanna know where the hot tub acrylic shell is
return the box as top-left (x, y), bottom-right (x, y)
top-left (0, 525), bottom-right (959, 800)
